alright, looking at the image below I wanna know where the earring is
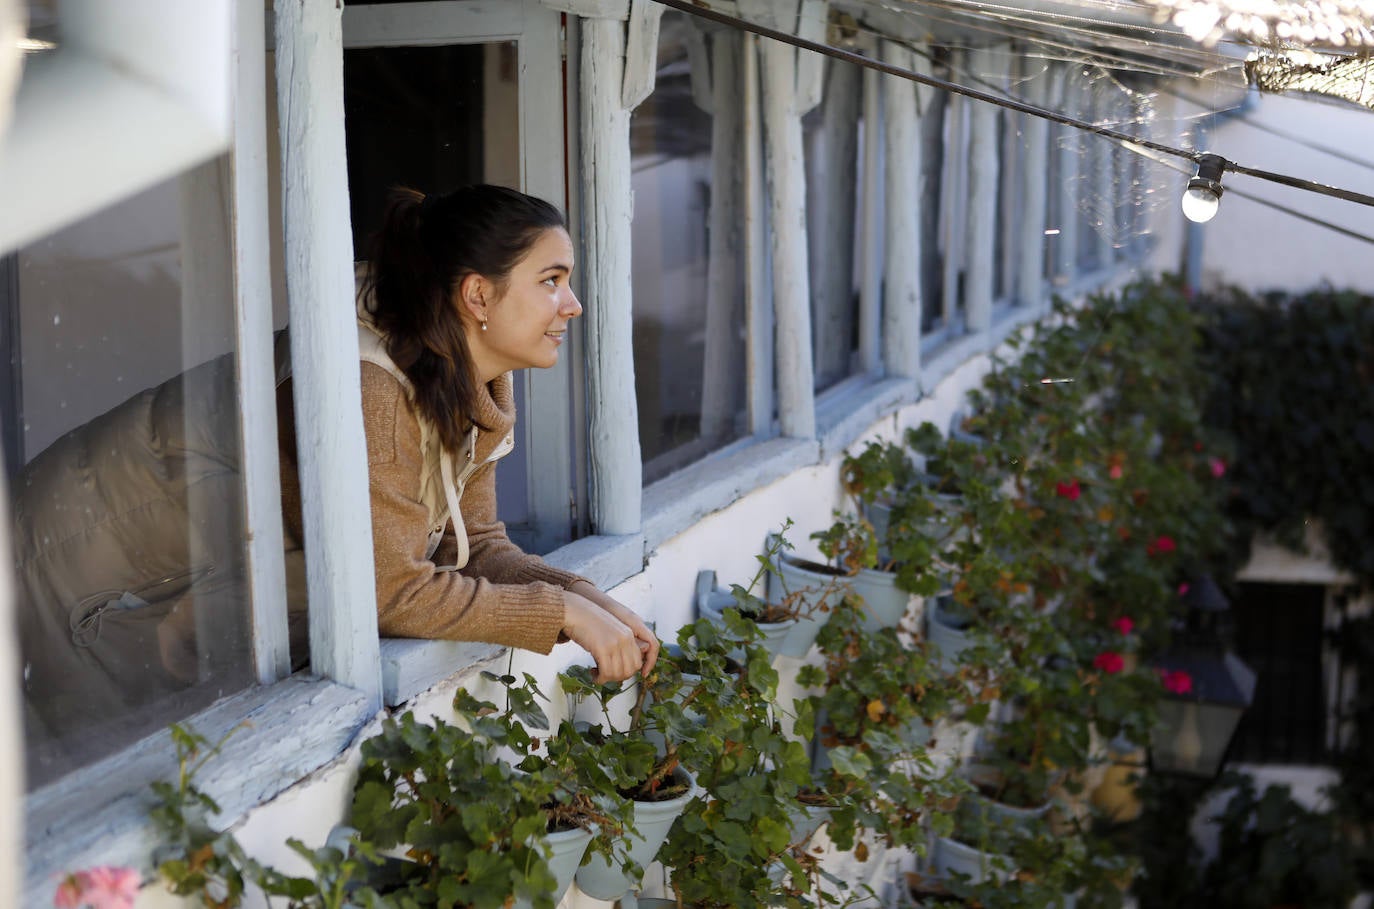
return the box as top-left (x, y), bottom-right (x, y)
top-left (480, 319), bottom-right (488, 332)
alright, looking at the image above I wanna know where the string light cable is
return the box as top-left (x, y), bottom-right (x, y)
top-left (651, 0), bottom-right (1374, 216)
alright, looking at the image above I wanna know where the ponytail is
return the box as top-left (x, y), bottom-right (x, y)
top-left (361, 185), bottom-right (565, 451)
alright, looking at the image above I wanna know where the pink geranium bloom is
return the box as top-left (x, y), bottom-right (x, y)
top-left (1055, 479), bottom-right (1081, 500)
top-left (1109, 464), bottom-right (1123, 480)
top-left (1146, 535), bottom-right (1177, 557)
top-left (1093, 651), bottom-right (1125, 674)
top-left (1178, 582), bottom-right (1190, 597)
top-left (1161, 669), bottom-right (1194, 695)
top-left (1111, 616), bottom-right (1134, 636)
top-left (1209, 457), bottom-right (1227, 478)
top-left (53, 867), bottom-right (138, 909)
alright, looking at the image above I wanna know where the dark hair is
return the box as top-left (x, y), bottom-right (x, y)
top-left (362, 184), bottom-right (565, 451)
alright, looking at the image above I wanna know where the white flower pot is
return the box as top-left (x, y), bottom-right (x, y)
top-left (930, 834), bottom-right (1012, 885)
top-left (512, 825), bottom-right (594, 909)
top-left (925, 595), bottom-right (976, 673)
top-left (696, 569), bottom-right (801, 658)
top-left (574, 768), bottom-right (698, 901)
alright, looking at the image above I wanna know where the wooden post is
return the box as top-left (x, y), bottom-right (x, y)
top-left (743, 34), bottom-right (773, 437)
top-left (807, 54), bottom-right (860, 388)
top-left (881, 38), bottom-right (921, 380)
top-left (1092, 80), bottom-right (1117, 269)
top-left (581, 15), bottom-right (642, 533)
top-left (857, 61), bottom-right (882, 375)
top-left (1016, 60), bottom-right (1050, 309)
top-left (1051, 63), bottom-right (1079, 286)
top-left (759, 34), bottom-right (815, 438)
top-left (700, 28), bottom-right (746, 441)
top-left (274, 0), bottom-right (381, 706)
top-left (964, 45), bottom-right (1002, 334)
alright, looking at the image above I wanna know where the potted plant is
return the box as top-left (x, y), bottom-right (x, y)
top-left (695, 521), bottom-right (832, 659)
top-left (558, 664), bottom-right (699, 901)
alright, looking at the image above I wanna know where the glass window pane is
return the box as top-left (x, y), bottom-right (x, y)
top-left (632, 14), bottom-right (747, 483)
top-left (8, 156), bottom-right (255, 788)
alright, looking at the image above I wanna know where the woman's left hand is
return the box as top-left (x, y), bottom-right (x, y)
top-left (570, 580), bottom-right (660, 676)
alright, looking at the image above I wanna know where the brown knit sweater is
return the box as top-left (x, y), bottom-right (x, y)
top-left (278, 365), bottom-right (585, 654)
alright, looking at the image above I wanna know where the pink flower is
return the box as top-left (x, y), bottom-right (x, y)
top-left (1108, 464), bottom-right (1123, 480)
top-left (53, 867), bottom-right (138, 909)
top-left (1146, 535), bottom-right (1177, 557)
top-left (1055, 479), bottom-right (1081, 500)
top-left (1161, 669), bottom-right (1194, 695)
top-left (1111, 616), bottom-right (1135, 636)
top-left (1093, 651), bottom-right (1125, 674)
top-left (1177, 582), bottom-right (1190, 597)
top-left (1209, 457), bottom-right (1227, 478)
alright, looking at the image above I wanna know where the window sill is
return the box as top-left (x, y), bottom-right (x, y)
top-left (815, 375), bottom-right (919, 460)
top-left (25, 675), bottom-right (375, 907)
top-left (642, 436), bottom-right (820, 554)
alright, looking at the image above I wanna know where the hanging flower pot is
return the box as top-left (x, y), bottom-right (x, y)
top-left (574, 766), bottom-right (698, 901)
top-left (925, 594), bottom-right (977, 673)
top-left (513, 825), bottom-right (594, 909)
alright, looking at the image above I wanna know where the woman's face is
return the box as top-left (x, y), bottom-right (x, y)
top-left (466, 226), bottom-right (581, 381)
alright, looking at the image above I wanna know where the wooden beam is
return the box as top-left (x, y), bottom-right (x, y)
top-left (1050, 62), bottom-right (1078, 286)
top-left (794, 0), bottom-right (828, 115)
top-left (807, 54), bottom-right (860, 387)
top-left (581, 16), bottom-right (643, 534)
top-left (881, 39), bottom-right (922, 380)
top-left (1015, 60), bottom-right (1050, 308)
top-left (273, 0), bottom-right (381, 706)
top-left (700, 29), bottom-right (745, 440)
top-left (743, 34), bottom-right (774, 437)
top-left (857, 60), bottom-right (882, 374)
top-left (1092, 79), bottom-right (1117, 269)
top-left (538, 0), bottom-right (628, 19)
top-left (759, 34), bottom-right (815, 438)
top-left (622, 0), bottom-right (664, 111)
top-left (963, 44), bottom-right (1002, 333)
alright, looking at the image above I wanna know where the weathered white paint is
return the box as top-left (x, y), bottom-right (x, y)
top-left (1015, 63), bottom-right (1050, 308)
top-left (621, 0), bottom-right (664, 110)
top-left (807, 53), bottom-right (860, 388)
top-left (881, 39), bottom-right (922, 380)
top-left (25, 677), bottom-right (375, 907)
top-left (743, 34), bottom-right (775, 437)
top-left (857, 62), bottom-right (883, 374)
top-left (940, 69), bottom-right (969, 332)
top-left (963, 45), bottom-right (1003, 333)
top-left (1238, 527), bottom-right (1358, 585)
top-left (1051, 63), bottom-right (1080, 285)
top-left (684, 16), bottom-right (714, 114)
top-left (233, 0), bottom-right (292, 684)
top-left (539, 0), bottom-right (628, 18)
top-left (0, 0), bottom-right (233, 253)
top-left (1091, 80), bottom-right (1117, 269)
top-left (274, 0), bottom-right (381, 704)
top-left (700, 29), bottom-right (746, 440)
top-left (794, 0), bottom-right (829, 114)
top-left (760, 34), bottom-right (817, 437)
top-left (581, 16), bottom-right (644, 535)
top-left (0, 0), bottom-right (20, 143)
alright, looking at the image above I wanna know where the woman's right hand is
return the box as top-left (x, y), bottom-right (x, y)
top-left (561, 590), bottom-right (645, 683)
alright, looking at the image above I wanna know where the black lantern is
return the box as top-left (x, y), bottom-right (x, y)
top-left (1149, 575), bottom-right (1257, 779)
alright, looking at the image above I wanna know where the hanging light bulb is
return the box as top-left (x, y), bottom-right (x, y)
top-left (1182, 153), bottom-right (1227, 223)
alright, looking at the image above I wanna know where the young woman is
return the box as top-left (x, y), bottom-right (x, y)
top-left (279, 184), bottom-right (656, 683)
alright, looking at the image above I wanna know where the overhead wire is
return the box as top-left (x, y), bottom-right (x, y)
top-left (653, 0), bottom-right (1374, 211)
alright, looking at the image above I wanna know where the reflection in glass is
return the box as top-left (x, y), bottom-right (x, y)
top-left (6, 157), bottom-right (255, 788)
top-left (631, 13), bottom-right (746, 483)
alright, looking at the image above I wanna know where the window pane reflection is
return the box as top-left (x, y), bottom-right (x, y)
top-left (7, 158), bottom-right (255, 788)
top-left (631, 14), bottom-right (747, 484)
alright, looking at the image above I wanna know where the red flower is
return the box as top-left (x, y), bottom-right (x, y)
top-left (1094, 651), bottom-right (1125, 674)
top-left (1055, 479), bottom-right (1081, 500)
top-left (1161, 669), bottom-right (1193, 695)
top-left (1209, 457), bottom-right (1227, 478)
top-left (1177, 582), bottom-right (1190, 597)
top-left (1112, 616), bottom-right (1135, 636)
top-left (1109, 463), bottom-right (1124, 480)
top-left (1146, 535), bottom-right (1177, 557)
